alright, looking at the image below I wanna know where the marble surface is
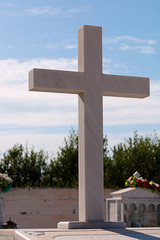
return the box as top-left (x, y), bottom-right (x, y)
top-left (110, 187), bottom-right (160, 199)
top-left (29, 25), bottom-right (150, 224)
top-left (0, 230), bottom-right (15, 240)
top-left (57, 221), bottom-right (125, 229)
top-left (14, 228), bottom-right (160, 240)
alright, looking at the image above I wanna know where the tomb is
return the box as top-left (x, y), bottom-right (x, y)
top-left (106, 187), bottom-right (160, 227)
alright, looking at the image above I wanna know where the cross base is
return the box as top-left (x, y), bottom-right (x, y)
top-left (57, 221), bottom-right (126, 229)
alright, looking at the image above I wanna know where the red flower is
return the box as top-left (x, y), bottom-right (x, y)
top-left (154, 186), bottom-right (160, 192)
top-left (143, 180), bottom-right (150, 188)
top-left (136, 179), bottom-right (143, 187)
top-left (125, 173), bottom-right (160, 193)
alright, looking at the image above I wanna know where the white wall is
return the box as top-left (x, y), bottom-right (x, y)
top-left (1, 188), bottom-right (114, 228)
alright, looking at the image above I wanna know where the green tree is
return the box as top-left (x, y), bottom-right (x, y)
top-left (103, 135), bottom-right (114, 188)
top-left (44, 129), bottom-right (111, 188)
top-left (0, 144), bottom-right (49, 187)
top-left (104, 131), bottom-right (160, 188)
top-left (1, 130), bottom-right (160, 189)
top-left (44, 128), bottom-right (78, 187)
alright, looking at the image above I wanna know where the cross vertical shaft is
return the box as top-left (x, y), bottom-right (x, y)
top-left (78, 26), bottom-right (104, 221)
top-left (79, 93), bottom-right (103, 221)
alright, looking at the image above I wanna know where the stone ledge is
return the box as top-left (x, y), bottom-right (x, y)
top-left (57, 221), bottom-right (126, 229)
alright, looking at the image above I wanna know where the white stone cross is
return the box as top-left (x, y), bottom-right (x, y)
top-left (29, 25), bottom-right (149, 228)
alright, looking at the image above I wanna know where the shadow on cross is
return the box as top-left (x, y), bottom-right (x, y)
top-left (104, 228), bottom-right (160, 240)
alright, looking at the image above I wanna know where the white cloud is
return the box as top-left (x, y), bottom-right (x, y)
top-left (45, 43), bottom-right (61, 50)
top-left (103, 58), bottom-right (129, 75)
top-left (103, 59), bottom-right (112, 64)
top-left (104, 36), bottom-right (156, 45)
top-left (0, 132), bottom-right (66, 157)
top-left (45, 41), bottom-right (77, 51)
top-left (104, 35), bottom-right (157, 54)
top-left (65, 44), bottom-right (77, 49)
top-left (0, 3), bottom-right (13, 7)
top-left (120, 44), bottom-right (155, 54)
top-left (107, 129), bottom-right (160, 152)
top-left (0, 58), bottom-right (79, 130)
top-left (24, 6), bottom-right (91, 17)
top-left (0, 58), bottom-right (159, 127)
top-left (0, 58), bottom-right (159, 154)
top-left (103, 80), bottom-right (160, 126)
top-left (0, 44), bottom-right (14, 49)
top-left (25, 7), bottom-right (62, 16)
top-left (0, 58), bottom-right (78, 85)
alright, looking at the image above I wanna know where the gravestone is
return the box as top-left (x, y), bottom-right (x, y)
top-left (29, 25), bottom-right (149, 229)
top-left (106, 188), bottom-right (160, 227)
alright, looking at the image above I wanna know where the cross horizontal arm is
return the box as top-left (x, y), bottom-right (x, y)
top-left (101, 74), bottom-right (150, 98)
top-left (29, 68), bottom-right (85, 94)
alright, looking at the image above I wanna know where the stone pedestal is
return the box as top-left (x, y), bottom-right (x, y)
top-left (57, 221), bottom-right (126, 229)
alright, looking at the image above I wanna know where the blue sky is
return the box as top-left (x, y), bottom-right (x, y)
top-left (0, 0), bottom-right (160, 155)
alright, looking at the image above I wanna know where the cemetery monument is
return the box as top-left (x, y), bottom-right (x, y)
top-left (29, 25), bottom-right (149, 229)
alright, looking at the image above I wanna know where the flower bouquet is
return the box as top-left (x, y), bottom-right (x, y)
top-left (125, 171), bottom-right (160, 193)
top-left (0, 173), bottom-right (12, 193)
